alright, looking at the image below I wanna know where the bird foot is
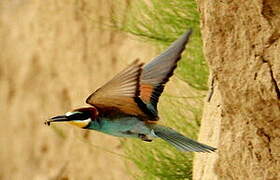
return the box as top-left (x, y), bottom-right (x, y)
top-left (138, 134), bottom-right (152, 142)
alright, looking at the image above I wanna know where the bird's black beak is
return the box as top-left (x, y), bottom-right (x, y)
top-left (45, 115), bottom-right (69, 126)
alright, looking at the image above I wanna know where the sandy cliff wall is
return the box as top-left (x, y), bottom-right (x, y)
top-left (194, 1), bottom-right (280, 180)
top-left (0, 1), bottom-right (153, 179)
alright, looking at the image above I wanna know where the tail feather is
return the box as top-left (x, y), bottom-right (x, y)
top-left (152, 125), bottom-right (216, 153)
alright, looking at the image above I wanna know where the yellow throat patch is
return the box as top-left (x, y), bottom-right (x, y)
top-left (68, 119), bottom-right (91, 128)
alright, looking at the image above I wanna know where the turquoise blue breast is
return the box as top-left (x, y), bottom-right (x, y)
top-left (87, 116), bottom-right (151, 138)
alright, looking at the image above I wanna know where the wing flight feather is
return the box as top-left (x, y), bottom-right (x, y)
top-left (86, 60), bottom-right (146, 116)
top-left (139, 29), bottom-right (193, 116)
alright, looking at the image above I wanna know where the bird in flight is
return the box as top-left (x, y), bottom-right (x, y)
top-left (46, 29), bottom-right (216, 152)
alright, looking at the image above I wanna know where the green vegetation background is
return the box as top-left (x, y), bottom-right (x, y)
top-left (111, 1), bottom-right (209, 179)
top-left (49, 0), bottom-right (208, 179)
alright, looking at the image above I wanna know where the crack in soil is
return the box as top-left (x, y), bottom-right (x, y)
top-left (207, 74), bottom-right (216, 102)
top-left (260, 57), bottom-right (280, 99)
top-left (267, 62), bottom-right (280, 99)
top-left (256, 128), bottom-right (273, 159)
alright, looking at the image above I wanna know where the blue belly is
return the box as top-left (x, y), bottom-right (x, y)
top-left (87, 116), bottom-right (152, 138)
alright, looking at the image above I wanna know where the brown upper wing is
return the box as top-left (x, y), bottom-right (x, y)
top-left (140, 29), bottom-right (192, 116)
top-left (86, 60), bottom-right (146, 116)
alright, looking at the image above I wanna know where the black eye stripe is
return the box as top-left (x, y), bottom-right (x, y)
top-left (68, 112), bottom-right (90, 120)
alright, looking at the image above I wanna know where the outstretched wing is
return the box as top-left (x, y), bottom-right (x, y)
top-left (86, 60), bottom-right (146, 116)
top-left (140, 29), bottom-right (192, 116)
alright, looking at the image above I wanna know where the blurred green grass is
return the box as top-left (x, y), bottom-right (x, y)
top-left (111, 0), bottom-right (208, 91)
top-left (122, 94), bottom-right (204, 180)
top-left (76, 0), bottom-right (209, 179)
top-left (111, 1), bottom-right (209, 179)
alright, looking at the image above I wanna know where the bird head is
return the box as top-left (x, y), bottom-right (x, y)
top-left (46, 107), bottom-right (98, 128)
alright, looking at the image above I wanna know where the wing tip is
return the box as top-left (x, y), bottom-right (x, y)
top-left (176, 28), bottom-right (193, 46)
top-left (185, 28), bottom-right (193, 37)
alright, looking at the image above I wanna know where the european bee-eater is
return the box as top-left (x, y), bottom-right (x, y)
top-left (46, 29), bottom-right (216, 152)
